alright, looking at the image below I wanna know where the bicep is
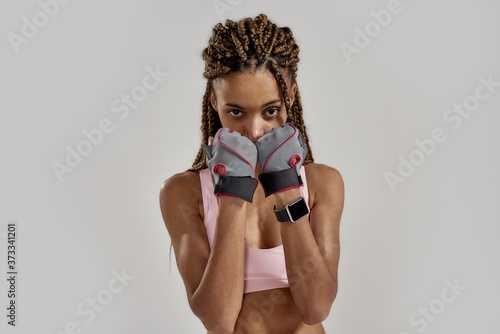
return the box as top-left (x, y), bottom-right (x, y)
top-left (159, 175), bottom-right (210, 302)
top-left (309, 167), bottom-right (344, 279)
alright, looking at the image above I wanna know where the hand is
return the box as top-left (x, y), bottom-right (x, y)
top-left (205, 128), bottom-right (259, 202)
top-left (255, 123), bottom-right (308, 197)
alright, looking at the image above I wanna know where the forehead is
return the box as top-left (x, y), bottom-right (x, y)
top-left (213, 69), bottom-right (282, 101)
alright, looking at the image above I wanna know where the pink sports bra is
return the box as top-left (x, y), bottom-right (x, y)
top-left (199, 166), bottom-right (311, 294)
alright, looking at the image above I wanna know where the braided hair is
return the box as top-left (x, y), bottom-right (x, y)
top-left (167, 14), bottom-right (315, 274)
top-left (188, 13), bottom-right (314, 172)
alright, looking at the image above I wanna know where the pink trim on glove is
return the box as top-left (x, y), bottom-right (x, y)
top-left (217, 130), bottom-right (256, 174)
top-left (289, 154), bottom-right (301, 167)
top-left (262, 123), bottom-right (297, 172)
top-left (213, 164), bottom-right (226, 176)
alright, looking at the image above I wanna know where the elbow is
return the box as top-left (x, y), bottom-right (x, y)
top-left (198, 313), bottom-right (237, 334)
top-left (190, 295), bottom-right (238, 334)
top-left (204, 318), bottom-right (236, 334)
top-left (301, 290), bottom-right (337, 325)
top-left (302, 306), bottom-right (331, 326)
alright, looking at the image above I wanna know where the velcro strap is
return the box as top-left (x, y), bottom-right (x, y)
top-left (258, 167), bottom-right (303, 197)
top-left (214, 176), bottom-right (258, 203)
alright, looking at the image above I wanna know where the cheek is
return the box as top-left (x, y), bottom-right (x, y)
top-left (278, 108), bottom-right (288, 124)
top-left (218, 113), bottom-right (239, 131)
top-left (217, 112), bottom-right (230, 127)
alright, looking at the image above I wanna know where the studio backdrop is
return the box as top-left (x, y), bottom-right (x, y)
top-left (1, 0), bottom-right (499, 333)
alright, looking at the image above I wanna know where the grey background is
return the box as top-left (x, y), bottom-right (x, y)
top-left (1, 0), bottom-right (499, 333)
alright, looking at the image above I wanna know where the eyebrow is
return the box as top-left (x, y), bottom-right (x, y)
top-left (224, 99), bottom-right (282, 109)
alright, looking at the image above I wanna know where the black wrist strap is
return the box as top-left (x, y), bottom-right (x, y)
top-left (274, 206), bottom-right (291, 222)
top-left (258, 167), bottom-right (303, 197)
top-left (214, 176), bottom-right (258, 203)
top-left (273, 197), bottom-right (309, 223)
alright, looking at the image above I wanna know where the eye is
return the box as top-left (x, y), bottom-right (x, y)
top-left (265, 108), bottom-right (280, 116)
top-left (228, 110), bottom-right (243, 117)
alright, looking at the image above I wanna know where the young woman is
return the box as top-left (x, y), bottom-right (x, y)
top-left (159, 14), bottom-right (344, 334)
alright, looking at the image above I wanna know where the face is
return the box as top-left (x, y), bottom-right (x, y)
top-left (210, 69), bottom-right (297, 143)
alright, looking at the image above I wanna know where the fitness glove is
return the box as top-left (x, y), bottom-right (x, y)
top-left (205, 128), bottom-right (259, 202)
top-left (255, 123), bottom-right (308, 197)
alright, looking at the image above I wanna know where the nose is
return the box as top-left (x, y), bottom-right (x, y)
top-left (244, 118), bottom-right (267, 143)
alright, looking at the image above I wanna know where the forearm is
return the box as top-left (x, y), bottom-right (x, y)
top-left (190, 196), bottom-right (246, 332)
top-left (275, 188), bottom-right (338, 324)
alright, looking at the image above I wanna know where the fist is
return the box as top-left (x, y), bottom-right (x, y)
top-left (205, 128), bottom-right (259, 202)
top-left (255, 123), bottom-right (308, 174)
top-left (255, 123), bottom-right (308, 197)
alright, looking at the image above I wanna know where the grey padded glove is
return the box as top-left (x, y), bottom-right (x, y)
top-left (255, 123), bottom-right (308, 197)
top-left (205, 128), bottom-right (259, 202)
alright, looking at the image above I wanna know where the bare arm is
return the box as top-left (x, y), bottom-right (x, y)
top-left (160, 172), bottom-right (247, 334)
top-left (275, 164), bottom-right (344, 325)
top-left (190, 196), bottom-right (247, 333)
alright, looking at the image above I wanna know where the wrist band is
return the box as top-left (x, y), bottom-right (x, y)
top-left (258, 167), bottom-right (303, 197)
top-left (214, 176), bottom-right (258, 203)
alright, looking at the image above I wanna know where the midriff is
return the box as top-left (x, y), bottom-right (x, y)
top-left (210, 287), bottom-right (326, 334)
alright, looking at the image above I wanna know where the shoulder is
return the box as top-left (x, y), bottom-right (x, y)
top-left (159, 170), bottom-right (212, 302)
top-left (304, 163), bottom-right (344, 207)
top-left (304, 162), bottom-right (344, 187)
top-left (159, 170), bottom-right (204, 222)
top-left (161, 170), bottom-right (202, 195)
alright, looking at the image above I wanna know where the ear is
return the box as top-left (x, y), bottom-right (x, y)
top-left (210, 88), bottom-right (217, 111)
